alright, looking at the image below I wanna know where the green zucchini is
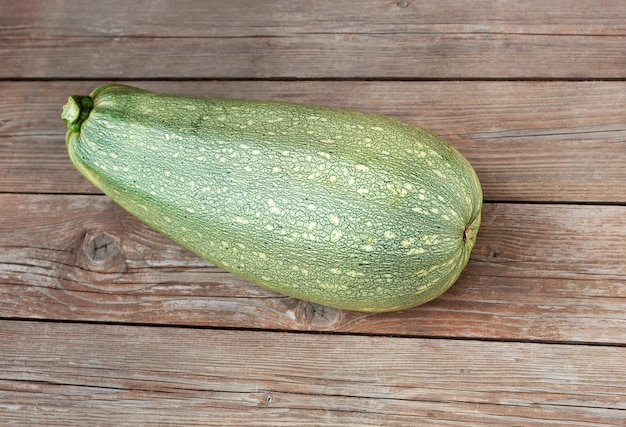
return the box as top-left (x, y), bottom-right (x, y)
top-left (63, 84), bottom-right (482, 312)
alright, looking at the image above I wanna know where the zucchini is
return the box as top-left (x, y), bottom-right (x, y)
top-left (63, 84), bottom-right (482, 312)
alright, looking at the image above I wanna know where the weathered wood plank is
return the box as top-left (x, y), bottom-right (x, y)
top-left (2, 80), bottom-right (625, 203)
top-left (0, 320), bottom-right (624, 426)
top-left (6, 0), bottom-right (626, 38)
top-left (2, 2), bottom-right (624, 425)
top-left (1, 0), bottom-right (625, 79)
top-left (1, 194), bottom-right (625, 344)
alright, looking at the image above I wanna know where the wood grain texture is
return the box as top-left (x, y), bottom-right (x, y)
top-left (1, 0), bottom-right (625, 79)
top-left (1, 320), bottom-right (624, 426)
top-left (2, 194), bottom-right (625, 344)
top-left (2, 80), bottom-right (625, 202)
top-left (2, 1), bottom-right (625, 424)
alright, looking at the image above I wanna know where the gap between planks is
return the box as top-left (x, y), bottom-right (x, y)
top-left (1, 316), bottom-right (625, 349)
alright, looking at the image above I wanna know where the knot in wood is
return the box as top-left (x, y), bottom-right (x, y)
top-left (86, 233), bottom-right (117, 262)
top-left (303, 302), bottom-right (341, 328)
top-left (80, 231), bottom-right (126, 273)
top-left (490, 246), bottom-right (501, 258)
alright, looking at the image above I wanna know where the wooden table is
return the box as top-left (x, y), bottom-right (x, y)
top-left (1, 1), bottom-right (625, 425)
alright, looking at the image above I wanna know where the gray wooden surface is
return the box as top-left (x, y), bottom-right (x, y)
top-left (1, 1), bottom-right (625, 425)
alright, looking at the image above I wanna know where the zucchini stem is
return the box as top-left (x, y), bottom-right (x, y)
top-left (62, 95), bottom-right (93, 132)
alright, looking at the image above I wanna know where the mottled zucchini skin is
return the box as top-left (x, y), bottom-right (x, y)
top-left (63, 84), bottom-right (482, 312)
